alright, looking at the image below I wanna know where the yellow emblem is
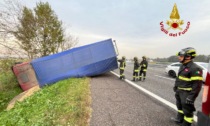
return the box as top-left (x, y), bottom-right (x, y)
top-left (166, 4), bottom-right (184, 30)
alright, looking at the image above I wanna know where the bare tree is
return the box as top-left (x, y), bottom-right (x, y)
top-left (59, 27), bottom-right (78, 52)
top-left (0, 0), bottom-right (27, 58)
top-left (0, 0), bottom-right (78, 59)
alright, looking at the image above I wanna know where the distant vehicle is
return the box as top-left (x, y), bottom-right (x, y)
top-left (165, 62), bottom-right (208, 82)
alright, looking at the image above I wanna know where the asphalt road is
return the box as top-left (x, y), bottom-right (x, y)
top-left (90, 63), bottom-right (202, 126)
top-left (115, 63), bottom-right (203, 112)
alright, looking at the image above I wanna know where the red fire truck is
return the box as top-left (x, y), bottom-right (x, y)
top-left (197, 60), bottom-right (210, 126)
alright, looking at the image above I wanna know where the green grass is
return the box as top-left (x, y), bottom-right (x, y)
top-left (0, 72), bottom-right (22, 111)
top-left (0, 77), bottom-right (91, 126)
top-left (0, 59), bottom-right (23, 111)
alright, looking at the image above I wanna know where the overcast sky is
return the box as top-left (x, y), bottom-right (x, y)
top-left (18, 0), bottom-right (210, 58)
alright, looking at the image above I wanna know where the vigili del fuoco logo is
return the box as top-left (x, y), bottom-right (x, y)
top-left (160, 3), bottom-right (190, 37)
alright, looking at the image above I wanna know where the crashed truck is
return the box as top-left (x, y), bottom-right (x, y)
top-left (12, 39), bottom-right (119, 91)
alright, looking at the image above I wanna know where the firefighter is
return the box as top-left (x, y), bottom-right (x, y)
top-left (117, 56), bottom-right (126, 79)
top-left (139, 56), bottom-right (148, 81)
top-left (171, 47), bottom-right (203, 126)
top-left (132, 57), bottom-right (140, 81)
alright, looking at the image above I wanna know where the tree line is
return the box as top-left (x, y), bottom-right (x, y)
top-left (153, 55), bottom-right (210, 63)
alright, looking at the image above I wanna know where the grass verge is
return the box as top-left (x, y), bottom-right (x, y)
top-left (0, 77), bottom-right (91, 126)
top-left (0, 72), bottom-right (22, 111)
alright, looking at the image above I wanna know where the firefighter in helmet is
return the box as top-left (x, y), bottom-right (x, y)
top-left (117, 56), bottom-right (126, 79)
top-left (132, 57), bottom-right (140, 81)
top-left (171, 47), bottom-right (203, 126)
top-left (139, 56), bottom-right (148, 81)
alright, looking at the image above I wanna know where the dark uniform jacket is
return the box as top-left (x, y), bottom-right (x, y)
top-left (118, 59), bottom-right (126, 70)
top-left (174, 61), bottom-right (203, 101)
top-left (134, 60), bottom-right (140, 70)
top-left (140, 60), bottom-right (148, 71)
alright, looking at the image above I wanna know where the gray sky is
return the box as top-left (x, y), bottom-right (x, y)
top-left (19, 0), bottom-right (210, 58)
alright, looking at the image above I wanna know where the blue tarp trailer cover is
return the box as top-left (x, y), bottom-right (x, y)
top-left (31, 39), bottom-right (118, 87)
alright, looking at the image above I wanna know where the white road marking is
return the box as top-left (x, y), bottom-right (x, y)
top-left (155, 75), bottom-right (175, 81)
top-left (110, 71), bottom-right (198, 122)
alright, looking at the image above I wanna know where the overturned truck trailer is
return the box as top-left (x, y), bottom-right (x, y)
top-left (13, 39), bottom-right (119, 90)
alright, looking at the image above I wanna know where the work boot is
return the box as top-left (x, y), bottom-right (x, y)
top-left (171, 113), bottom-right (184, 124)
